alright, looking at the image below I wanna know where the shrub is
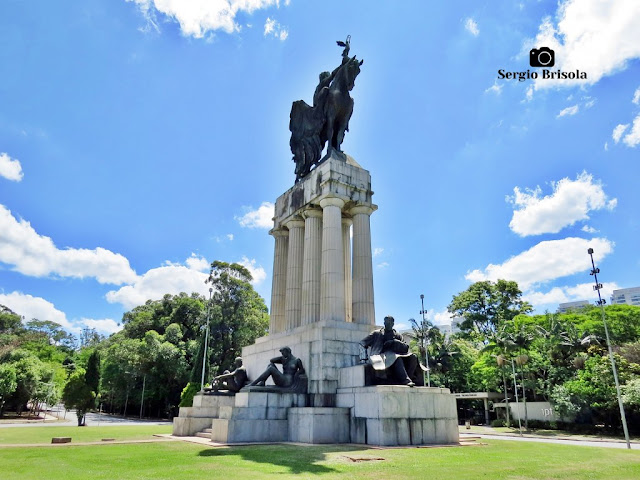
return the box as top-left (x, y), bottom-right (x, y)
top-left (490, 419), bottom-right (505, 427)
top-left (179, 382), bottom-right (200, 407)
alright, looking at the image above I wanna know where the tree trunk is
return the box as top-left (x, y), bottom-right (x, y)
top-left (502, 369), bottom-right (510, 427)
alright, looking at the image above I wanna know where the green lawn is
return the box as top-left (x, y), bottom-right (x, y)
top-left (0, 434), bottom-right (639, 480)
top-left (0, 424), bottom-right (172, 444)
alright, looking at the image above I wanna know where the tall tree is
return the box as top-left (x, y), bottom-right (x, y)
top-left (85, 350), bottom-right (101, 394)
top-left (447, 280), bottom-right (532, 342)
top-left (62, 369), bottom-right (95, 426)
top-left (205, 261), bottom-right (269, 374)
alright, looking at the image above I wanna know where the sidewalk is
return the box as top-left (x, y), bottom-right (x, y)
top-left (459, 425), bottom-right (640, 449)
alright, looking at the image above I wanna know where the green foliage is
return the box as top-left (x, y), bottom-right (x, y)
top-left (62, 369), bottom-right (95, 426)
top-left (549, 384), bottom-right (584, 420)
top-left (179, 382), bottom-right (200, 407)
top-left (622, 378), bottom-right (640, 410)
top-left (96, 266), bottom-right (268, 418)
top-left (470, 351), bottom-right (502, 392)
top-left (0, 363), bottom-right (17, 416)
top-left (84, 350), bottom-right (101, 394)
top-left (205, 261), bottom-right (269, 374)
top-left (447, 280), bottom-right (532, 342)
top-left (0, 306), bottom-right (23, 334)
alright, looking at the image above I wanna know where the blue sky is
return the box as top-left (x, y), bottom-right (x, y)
top-left (1, 0), bottom-right (639, 335)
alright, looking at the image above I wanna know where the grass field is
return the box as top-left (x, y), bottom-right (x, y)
top-left (1, 427), bottom-right (639, 480)
top-left (0, 424), bottom-right (172, 444)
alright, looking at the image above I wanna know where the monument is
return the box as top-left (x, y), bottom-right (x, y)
top-left (173, 38), bottom-right (459, 446)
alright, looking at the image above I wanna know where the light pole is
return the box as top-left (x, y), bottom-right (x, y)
top-left (139, 374), bottom-right (146, 419)
top-left (510, 359), bottom-right (523, 436)
top-left (588, 248), bottom-right (630, 449)
top-left (420, 294), bottom-right (431, 387)
top-left (200, 287), bottom-right (214, 393)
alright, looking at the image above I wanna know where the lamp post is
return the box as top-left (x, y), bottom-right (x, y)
top-left (200, 287), bottom-right (214, 393)
top-left (420, 294), bottom-right (431, 387)
top-left (587, 248), bottom-right (630, 449)
top-left (510, 359), bottom-right (523, 436)
top-left (139, 374), bottom-right (146, 419)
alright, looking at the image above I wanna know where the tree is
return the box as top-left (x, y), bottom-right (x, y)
top-left (0, 364), bottom-right (17, 417)
top-left (25, 319), bottom-right (76, 349)
top-left (447, 280), bottom-right (532, 342)
top-left (0, 306), bottom-right (23, 334)
top-left (85, 350), bottom-right (101, 394)
top-left (205, 261), bottom-right (269, 375)
top-left (62, 370), bottom-right (95, 426)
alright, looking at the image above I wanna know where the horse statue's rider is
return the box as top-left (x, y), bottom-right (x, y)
top-left (289, 36), bottom-right (364, 182)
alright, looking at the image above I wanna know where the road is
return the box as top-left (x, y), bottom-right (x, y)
top-left (460, 432), bottom-right (640, 450)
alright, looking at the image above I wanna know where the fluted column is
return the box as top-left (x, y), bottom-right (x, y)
top-left (351, 205), bottom-right (375, 325)
top-left (301, 208), bottom-right (323, 325)
top-left (269, 228), bottom-right (289, 334)
top-left (320, 197), bottom-right (346, 322)
top-left (284, 218), bottom-right (305, 331)
top-left (342, 217), bottom-right (353, 323)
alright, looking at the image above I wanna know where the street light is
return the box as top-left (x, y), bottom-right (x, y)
top-left (200, 287), bottom-right (214, 393)
top-left (588, 248), bottom-right (630, 449)
top-left (420, 294), bottom-right (431, 387)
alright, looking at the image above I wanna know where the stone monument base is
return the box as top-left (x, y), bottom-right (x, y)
top-left (172, 393), bottom-right (236, 436)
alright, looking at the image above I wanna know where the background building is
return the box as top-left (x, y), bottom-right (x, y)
top-left (557, 300), bottom-right (590, 313)
top-left (610, 287), bottom-right (640, 306)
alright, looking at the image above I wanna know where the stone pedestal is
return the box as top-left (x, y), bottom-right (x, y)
top-left (241, 320), bottom-right (373, 406)
top-left (211, 391), bottom-right (306, 443)
top-left (172, 394), bottom-right (236, 436)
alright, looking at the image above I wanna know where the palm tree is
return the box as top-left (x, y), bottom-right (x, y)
top-left (509, 325), bottom-right (534, 429)
top-left (408, 317), bottom-right (440, 386)
top-left (483, 325), bottom-right (517, 426)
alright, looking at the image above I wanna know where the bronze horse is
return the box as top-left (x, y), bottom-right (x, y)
top-left (321, 56), bottom-right (363, 158)
top-left (289, 53), bottom-right (363, 182)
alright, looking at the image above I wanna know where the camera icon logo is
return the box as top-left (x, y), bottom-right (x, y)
top-left (530, 47), bottom-right (555, 67)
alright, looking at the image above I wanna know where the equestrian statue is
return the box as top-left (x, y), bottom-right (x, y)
top-left (289, 36), bottom-right (364, 182)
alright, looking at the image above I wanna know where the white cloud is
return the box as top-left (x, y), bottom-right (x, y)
top-left (581, 225), bottom-right (598, 234)
top-left (80, 318), bottom-right (122, 335)
top-left (528, 0), bottom-right (640, 90)
top-left (129, 0), bottom-right (285, 38)
top-left (557, 105), bottom-right (579, 118)
top-left (465, 237), bottom-right (614, 290)
top-left (464, 17), bottom-right (479, 36)
top-left (263, 17), bottom-right (288, 40)
top-left (612, 124), bottom-right (629, 143)
top-left (377, 262), bottom-right (390, 269)
top-left (227, 234), bottom-right (234, 241)
top-left (185, 253), bottom-right (210, 272)
top-left (622, 114), bottom-right (640, 147)
top-left (373, 247), bottom-right (384, 257)
top-left (633, 86), bottom-right (640, 105)
top-left (0, 204), bottom-right (137, 284)
top-left (106, 254), bottom-right (265, 310)
top-left (106, 262), bottom-right (209, 310)
top-left (0, 291), bottom-right (77, 332)
top-left (485, 82), bottom-right (503, 95)
top-left (523, 281), bottom-right (619, 311)
top-left (236, 201), bottom-right (274, 229)
top-left (0, 153), bottom-right (23, 182)
top-left (238, 256), bottom-right (266, 284)
top-left (427, 309), bottom-right (453, 327)
top-left (507, 172), bottom-right (617, 237)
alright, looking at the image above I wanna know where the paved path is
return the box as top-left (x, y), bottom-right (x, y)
top-left (0, 409), bottom-right (170, 428)
top-left (459, 432), bottom-right (640, 450)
